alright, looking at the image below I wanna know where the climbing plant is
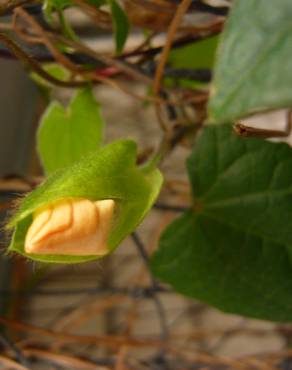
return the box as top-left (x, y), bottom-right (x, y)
top-left (2, 0), bottom-right (292, 323)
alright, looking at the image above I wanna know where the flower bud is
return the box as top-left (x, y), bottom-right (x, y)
top-left (24, 198), bottom-right (115, 256)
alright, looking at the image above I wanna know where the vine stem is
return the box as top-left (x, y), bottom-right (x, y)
top-left (140, 131), bottom-right (171, 173)
top-left (131, 232), bottom-right (170, 368)
top-left (0, 32), bottom-right (86, 87)
top-left (152, 0), bottom-right (193, 131)
top-left (13, 7), bottom-right (81, 73)
top-left (0, 0), bottom-right (36, 15)
top-left (131, 232), bottom-right (169, 342)
top-left (141, 122), bottom-right (195, 173)
top-left (0, 333), bottom-right (30, 367)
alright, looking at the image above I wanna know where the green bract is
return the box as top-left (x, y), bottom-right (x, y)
top-left (7, 140), bottom-right (162, 264)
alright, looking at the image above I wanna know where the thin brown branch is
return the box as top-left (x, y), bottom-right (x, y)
top-left (23, 349), bottom-right (109, 370)
top-left (53, 295), bottom-right (127, 332)
top-left (50, 33), bottom-right (152, 85)
top-left (0, 32), bottom-right (87, 87)
top-left (119, 27), bottom-right (222, 60)
top-left (13, 7), bottom-right (81, 73)
top-left (115, 346), bottom-right (129, 370)
top-left (0, 316), bottom-right (166, 349)
top-left (0, 0), bottom-right (36, 15)
top-left (153, 0), bottom-right (193, 131)
top-left (0, 355), bottom-right (29, 370)
top-left (70, 0), bottom-right (112, 29)
top-left (0, 22), bottom-right (13, 31)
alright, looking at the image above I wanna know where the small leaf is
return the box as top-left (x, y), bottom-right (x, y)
top-left (8, 140), bottom-right (163, 264)
top-left (44, 0), bottom-right (129, 52)
top-left (166, 36), bottom-right (218, 89)
top-left (151, 124), bottom-right (292, 322)
top-left (208, 0), bottom-right (292, 123)
top-left (86, 0), bottom-right (106, 7)
top-left (31, 63), bottom-right (71, 89)
top-left (44, 0), bottom-right (71, 10)
top-left (107, 0), bottom-right (129, 54)
top-left (43, 0), bottom-right (71, 22)
top-left (168, 35), bottom-right (218, 70)
top-left (38, 87), bottom-right (104, 174)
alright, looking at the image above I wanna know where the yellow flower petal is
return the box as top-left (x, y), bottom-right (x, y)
top-left (24, 198), bottom-right (115, 256)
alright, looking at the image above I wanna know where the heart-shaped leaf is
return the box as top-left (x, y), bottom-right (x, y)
top-left (151, 125), bottom-right (292, 322)
top-left (38, 87), bottom-right (104, 174)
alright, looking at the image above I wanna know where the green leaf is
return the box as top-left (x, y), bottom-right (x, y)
top-left (44, 0), bottom-right (71, 9)
top-left (208, 0), bottom-right (292, 123)
top-left (107, 0), bottom-right (129, 54)
top-left (43, 0), bottom-right (78, 39)
top-left (43, 0), bottom-right (71, 22)
top-left (38, 87), bottom-right (104, 174)
top-left (43, 0), bottom-right (128, 52)
top-left (168, 36), bottom-right (218, 70)
top-left (31, 63), bottom-right (71, 88)
top-left (151, 124), bottom-right (292, 322)
top-left (86, 0), bottom-right (106, 7)
top-left (8, 140), bottom-right (163, 264)
top-left (166, 36), bottom-right (218, 89)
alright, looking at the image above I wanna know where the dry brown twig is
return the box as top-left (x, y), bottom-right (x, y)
top-left (115, 345), bottom-right (129, 370)
top-left (23, 348), bottom-right (109, 370)
top-left (0, 0), bottom-right (36, 15)
top-left (53, 295), bottom-right (127, 332)
top-left (10, 14), bottom-right (189, 106)
top-left (13, 7), bottom-right (81, 74)
top-left (0, 316), bottom-right (166, 349)
top-left (10, 2), bottom-right (208, 111)
top-left (70, 0), bottom-right (112, 29)
top-left (153, 0), bottom-right (193, 131)
top-left (0, 355), bottom-right (29, 370)
top-left (0, 31), bottom-right (87, 87)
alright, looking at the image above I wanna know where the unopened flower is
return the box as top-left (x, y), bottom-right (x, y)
top-left (7, 140), bottom-right (162, 263)
top-left (24, 198), bottom-right (115, 256)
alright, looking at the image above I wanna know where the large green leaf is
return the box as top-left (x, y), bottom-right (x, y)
top-left (151, 125), bottom-right (292, 322)
top-left (208, 0), bottom-right (292, 123)
top-left (38, 87), bottom-right (104, 175)
top-left (8, 140), bottom-right (163, 264)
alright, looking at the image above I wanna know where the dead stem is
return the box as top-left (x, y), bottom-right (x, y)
top-left (13, 7), bottom-right (81, 73)
top-left (0, 32), bottom-right (87, 87)
top-left (153, 0), bottom-right (193, 131)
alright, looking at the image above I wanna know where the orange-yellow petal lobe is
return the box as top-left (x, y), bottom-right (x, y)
top-left (24, 198), bottom-right (115, 256)
top-left (92, 199), bottom-right (115, 253)
top-left (27, 200), bottom-right (72, 249)
top-left (25, 205), bottom-right (53, 246)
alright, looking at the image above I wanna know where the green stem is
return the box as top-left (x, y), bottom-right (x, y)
top-left (57, 8), bottom-right (78, 41)
top-left (140, 134), bottom-right (171, 173)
